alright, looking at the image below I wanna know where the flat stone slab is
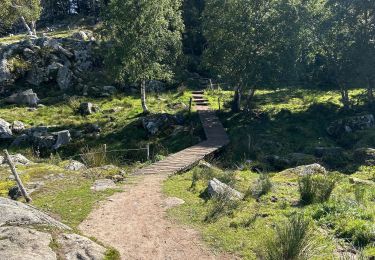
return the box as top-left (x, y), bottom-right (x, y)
top-left (0, 197), bottom-right (70, 230)
top-left (57, 233), bottom-right (106, 260)
top-left (91, 179), bottom-right (116, 191)
top-left (164, 197), bottom-right (185, 209)
top-left (0, 226), bottom-right (56, 260)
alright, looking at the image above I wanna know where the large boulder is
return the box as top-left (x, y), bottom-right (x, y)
top-left (57, 233), bottom-right (106, 260)
top-left (142, 113), bottom-right (182, 135)
top-left (207, 178), bottom-right (244, 200)
top-left (79, 102), bottom-right (98, 115)
top-left (0, 226), bottom-right (56, 260)
top-left (6, 89), bottom-right (39, 106)
top-left (57, 65), bottom-right (73, 90)
top-left (0, 58), bottom-right (12, 84)
top-left (0, 118), bottom-right (12, 139)
top-left (51, 130), bottom-right (71, 150)
top-left (353, 148), bottom-right (375, 166)
top-left (280, 163), bottom-right (327, 176)
top-left (327, 114), bottom-right (374, 137)
top-left (0, 197), bottom-right (71, 229)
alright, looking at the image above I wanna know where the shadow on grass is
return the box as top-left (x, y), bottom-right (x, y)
top-left (217, 98), bottom-right (375, 175)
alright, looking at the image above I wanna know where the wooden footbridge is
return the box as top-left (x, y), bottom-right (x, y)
top-left (133, 90), bottom-right (229, 175)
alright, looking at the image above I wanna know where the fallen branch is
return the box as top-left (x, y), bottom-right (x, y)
top-left (3, 149), bottom-right (32, 203)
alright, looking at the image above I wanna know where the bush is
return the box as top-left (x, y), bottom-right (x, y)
top-left (264, 214), bottom-right (319, 260)
top-left (247, 174), bottom-right (272, 199)
top-left (190, 165), bottom-right (216, 191)
top-left (80, 146), bottom-right (107, 168)
top-left (298, 174), bottom-right (336, 205)
top-left (336, 219), bottom-right (374, 247)
top-left (205, 190), bottom-right (240, 223)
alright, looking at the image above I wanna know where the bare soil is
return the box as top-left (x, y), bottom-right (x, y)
top-left (79, 174), bottom-right (233, 260)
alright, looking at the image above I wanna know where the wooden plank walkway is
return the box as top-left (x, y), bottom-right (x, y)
top-left (133, 90), bottom-right (229, 175)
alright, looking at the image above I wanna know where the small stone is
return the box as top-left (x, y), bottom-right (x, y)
top-left (65, 160), bottom-right (86, 171)
top-left (11, 120), bottom-right (25, 134)
top-left (164, 197), bottom-right (185, 209)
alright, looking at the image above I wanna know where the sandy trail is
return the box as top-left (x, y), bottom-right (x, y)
top-left (79, 174), bottom-right (232, 260)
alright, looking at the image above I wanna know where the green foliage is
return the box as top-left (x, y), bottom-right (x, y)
top-left (336, 219), bottom-right (374, 247)
top-left (205, 191), bottom-right (240, 223)
top-left (298, 174), bottom-right (336, 205)
top-left (247, 174), bottom-right (272, 199)
top-left (263, 214), bottom-right (319, 260)
top-left (0, 0), bottom-right (42, 30)
top-left (103, 0), bottom-right (184, 84)
top-left (104, 248), bottom-right (121, 260)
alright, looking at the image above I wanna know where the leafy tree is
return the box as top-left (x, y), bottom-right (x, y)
top-left (202, 0), bottom-right (308, 112)
top-left (103, 0), bottom-right (184, 113)
top-left (0, 0), bottom-right (42, 36)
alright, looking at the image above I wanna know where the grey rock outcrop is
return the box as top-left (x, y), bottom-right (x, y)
top-left (52, 130), bottom-right (71, 150)
top-left (57, 65), bottom-right (73, 90)
top-left (280, 163), bottom-right (327, 176)
top-left (0, 118), bottom-right (12, 139)
top-left (0, 197), bottom-right (70, 229)
top-left (207, 178), bottom-right (244, 200)
top-left (0, 226), bottom-right (57, 260)
top-left (6, 89), bottom-right (39, 106)
top-left (57, 233), bottom-right (106, 260)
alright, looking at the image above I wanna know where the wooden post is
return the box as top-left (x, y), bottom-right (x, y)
top-left (3, 149), bottom-right (32, 203)
top-left (189, 97), bottom-right (192, 115)
top-left (146, 143), bottom-right (150, 161)
top-left (209, 79), bottom-right (213, 90)
top-left (103, 144), bottom-right (107, 154)
top-left (218, 97), bottom-right (221, 111)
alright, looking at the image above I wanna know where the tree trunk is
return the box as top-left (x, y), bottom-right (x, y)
top-left (245, 87), bottom-right (256, 108)
top-left (31, 21), bottom-right (37, 36)
top-left (141, 80), bottom-right (149, 114)
top-left (20, 16), bottom-right (34, 36)
top-left (231, 86), bottom-right (241, 113)
top-left (340, 87), bottom-right (350, 109)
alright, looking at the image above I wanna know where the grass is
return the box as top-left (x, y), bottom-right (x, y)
top-left (163, 87), bottom-right (375, 259)
top-left (0, 90), bottom-right (203, 163)
top-left (263, 214), bottom-right (320, 260)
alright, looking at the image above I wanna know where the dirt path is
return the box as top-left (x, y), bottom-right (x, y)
top-left (79, 174), bottom-right (232, 260)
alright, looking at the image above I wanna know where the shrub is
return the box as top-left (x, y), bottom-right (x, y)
top-left (247, 174), bottom-right (272, 199)
top-left (336, 219), bottom-right (375, 247)
top-left (298, 174), bottom-right (336, 205)
top-left (80, 146), bottom-right (107, 168)
top-left (189, 164), bottom-right (216, 191)
top-left (205, 190), bottom-right (240, 223)
top-left (264, 214), bottom-right (319, 260)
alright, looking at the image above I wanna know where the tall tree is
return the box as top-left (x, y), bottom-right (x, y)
top-left (202, 0), bottom-right (298, 112)
top-left (0, 0), bottom-right (42, 36)
top-left (103, 0), bottom-right (184, 113)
